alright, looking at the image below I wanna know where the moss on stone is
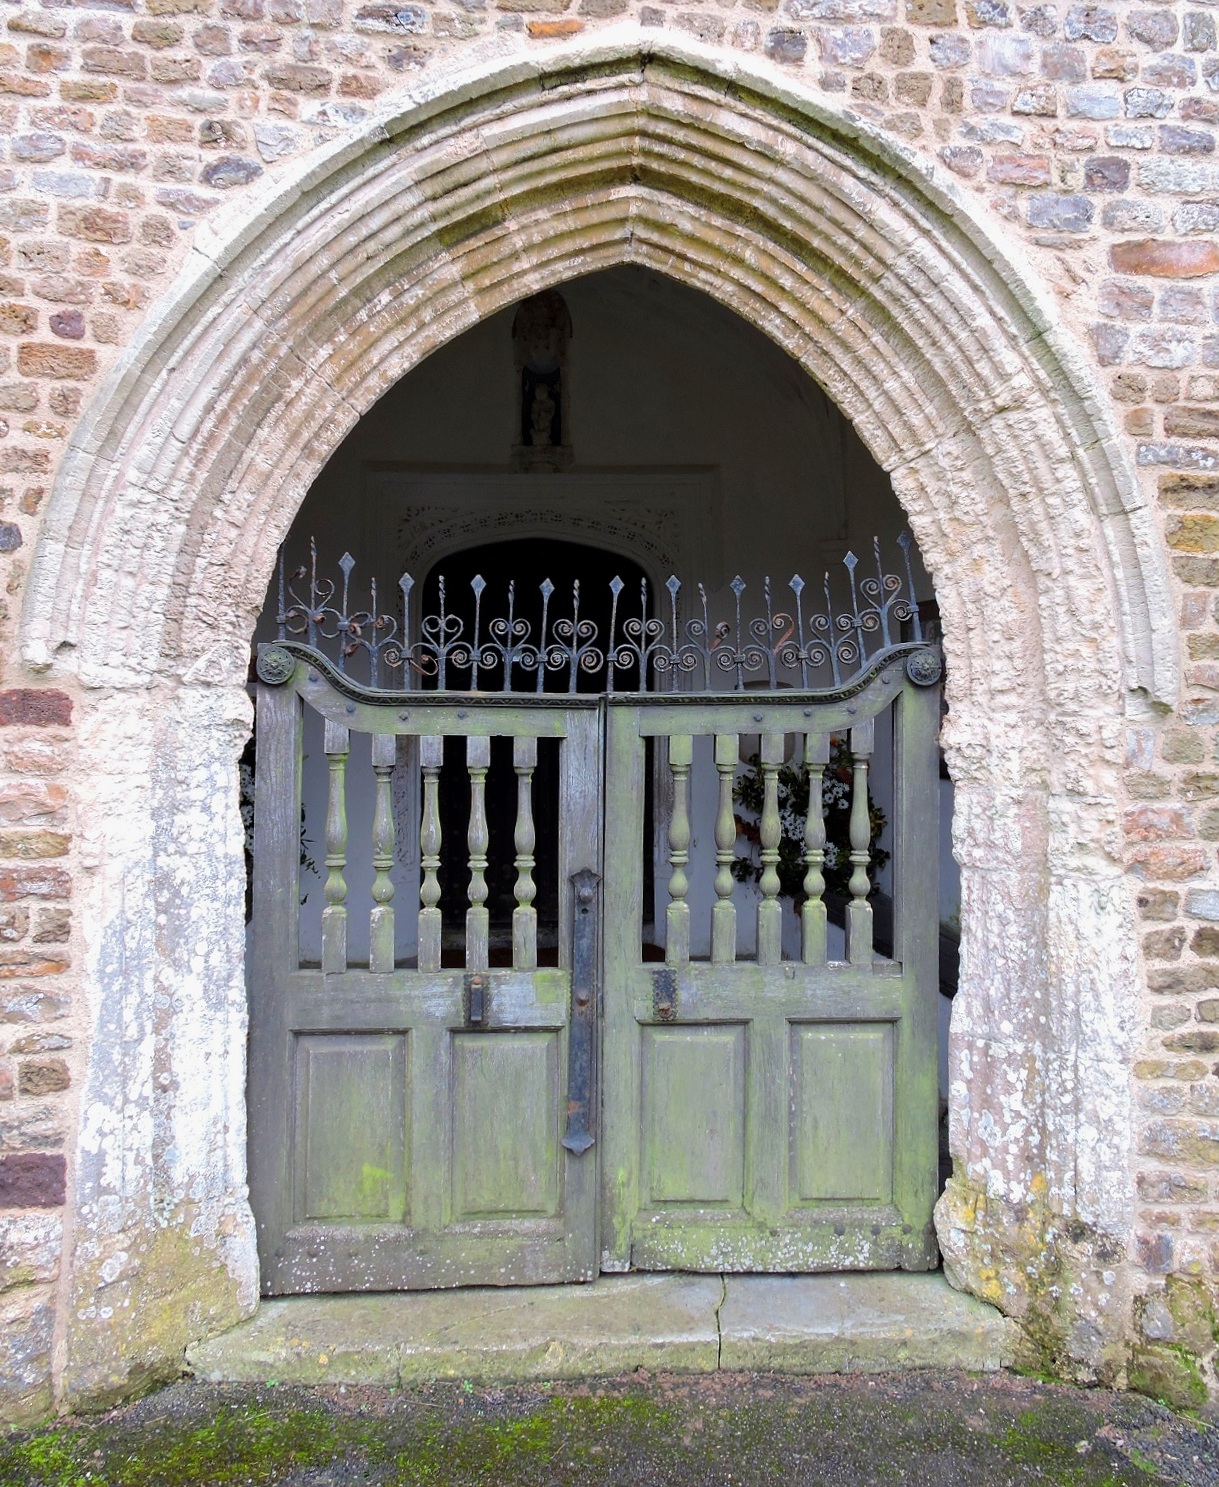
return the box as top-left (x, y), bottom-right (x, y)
top-left (0, 1376), bottom-right (1191, 1487)
top-left (61, 1219), bottom-right (252, 1416)
top-left (1128, 1343), bottom-right (1210, 1413)
top-left (1163, 1275), bottom-right (1219, 1355)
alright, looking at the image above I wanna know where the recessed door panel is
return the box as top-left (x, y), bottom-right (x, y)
top-left (790, 1022), bottom-right (894, 1205)
top-left (642, 1024), bottom-right (746, 1207)
top-left (451, 1031), bottom-right (561, 1219)
top-left (294, 1033), bottom-right (408, 1223)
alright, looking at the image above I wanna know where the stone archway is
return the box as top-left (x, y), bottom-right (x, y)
top-left (22, 29), bottom-right (1176, 1407)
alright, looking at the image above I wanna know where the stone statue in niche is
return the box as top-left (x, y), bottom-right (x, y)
top-left (512, 289), bottom-right (573, 472)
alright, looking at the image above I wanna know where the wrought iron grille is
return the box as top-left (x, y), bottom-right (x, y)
top-left (265, 534), bottom-right (930, 694)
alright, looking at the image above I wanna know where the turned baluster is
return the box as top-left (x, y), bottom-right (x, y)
top-left (711, 733), bottom-right (738, 964)
top-left (321, 720), bottom-right (349, 974)
top-left (466, 735), bottom-right (491, 971)
top-left (369, 732), bottom-right (396, 973)
top-left (666, 734), bottom-right (692, 967)
top-left (802, 733), bottom-right (829, 966)
top-left (512, 736), bottom-right (538, 970)
top-left (417, 735), bottom-right (443, 973)
top-left (757, 732), bottom-right (784, 965)
top-left (845, 718), bottom-right (875, 966)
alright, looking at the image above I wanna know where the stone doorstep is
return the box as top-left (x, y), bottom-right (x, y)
top-left (187, 1273), bottom-right (1017, 1388)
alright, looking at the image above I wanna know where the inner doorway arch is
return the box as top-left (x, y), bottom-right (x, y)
top-left (22, 32), bottom-right (1175, 1404)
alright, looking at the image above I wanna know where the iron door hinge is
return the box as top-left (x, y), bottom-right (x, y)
top-left (562, 868), bottom-right (600, 1156)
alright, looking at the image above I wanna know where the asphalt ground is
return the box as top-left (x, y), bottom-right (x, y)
top-left (2, 1370), bottom-right (1217, 1486)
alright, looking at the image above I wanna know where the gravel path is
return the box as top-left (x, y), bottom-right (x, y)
top-left (2, 1370), bottom-right (1217, 1486)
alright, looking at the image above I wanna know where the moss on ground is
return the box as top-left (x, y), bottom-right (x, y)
top-left (0, 1374), bottom-right (1210, 1486)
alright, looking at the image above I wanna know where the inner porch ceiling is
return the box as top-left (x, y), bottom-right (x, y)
top-left (287, 265), bottom-right (923, 585)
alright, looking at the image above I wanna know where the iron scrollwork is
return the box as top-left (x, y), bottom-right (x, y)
top-left (270, 532), bottom-right (933, 696)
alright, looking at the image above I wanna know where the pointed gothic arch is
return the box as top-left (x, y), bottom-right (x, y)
top-left (24, 31), bottom-right (1174, 1405)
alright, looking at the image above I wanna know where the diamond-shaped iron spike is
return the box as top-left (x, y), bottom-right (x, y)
top-left (399, 573), bottom-right (414, 598)
top-left (844, 551), bottom-right (858, 572)
top-left (730, 575), bottom-right (746, 597)
top-left (471, 575), bottom-right (486, 597)
top-left (540, 578), bottom-right (554, 600)
top-left (339, 552), bottom-right (355, 577)
top-left (666, 575), bottom-right (681, 599)
top-left (609, 576), bottom-right (624, 596)
top-left (790, 575), bottom-right (805, 595)
top-left (897, 529), bottom-right (912, 553)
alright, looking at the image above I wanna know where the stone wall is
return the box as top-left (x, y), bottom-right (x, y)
top-left (0, 0), bottom-right (1215, 1422)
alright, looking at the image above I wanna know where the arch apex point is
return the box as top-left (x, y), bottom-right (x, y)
top-left (20, 34), bottom-right (1177, 710)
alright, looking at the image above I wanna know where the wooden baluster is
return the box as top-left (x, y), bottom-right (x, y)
top-left (802, 733), bottom-right (829, 966)
top-left (418, 735), bottom-right (443, 973)
top-left (845, 718), bottom-right (875, 966)
top-left (711, 733), bottom-right (737, 964)
top-left (666, 734), bottom-right (692, 967)
top-left (757, 732), bottom-right (784, 965)
top-left (466, 735), bottom-right (491, 971)
top-left (321, 720), bottom-right (349, 974)
top-left (369, 732), bottom-right (396, 973)
top-left (512, 735), bottom-right (538, 970)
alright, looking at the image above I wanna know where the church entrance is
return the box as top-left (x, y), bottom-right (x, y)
top-left (247, 544), bottom-right (942, 1293)
top-left (244, 270), bottom-right (947, 1295)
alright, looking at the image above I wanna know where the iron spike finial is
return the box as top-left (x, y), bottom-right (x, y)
top-left (274, 538), bottom-right (930, 697)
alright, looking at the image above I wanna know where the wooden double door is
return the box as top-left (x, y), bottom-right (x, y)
top-left (248, 643), bottom-right (940, 1294)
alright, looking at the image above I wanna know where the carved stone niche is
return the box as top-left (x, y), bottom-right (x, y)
top-left (512, 289), bottom-right (573, 473)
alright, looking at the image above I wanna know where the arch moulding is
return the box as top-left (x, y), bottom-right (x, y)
top-left (22, 29), bottom-right (1174, 1407)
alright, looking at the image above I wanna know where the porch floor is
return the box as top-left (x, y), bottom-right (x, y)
top-left (187, 1272), bottom-right (1016, 1387)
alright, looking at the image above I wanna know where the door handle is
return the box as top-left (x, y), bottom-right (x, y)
top-left (562, 868), bottom-right (600, 1156)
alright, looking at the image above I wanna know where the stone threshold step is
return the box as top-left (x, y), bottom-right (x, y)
top-left (188, 1272), bottom-right (1016, 1387)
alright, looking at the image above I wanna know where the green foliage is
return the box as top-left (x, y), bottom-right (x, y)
top-left (732, 736), bottom-right (888, 902)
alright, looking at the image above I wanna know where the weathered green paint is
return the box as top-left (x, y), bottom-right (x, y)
top-left (249, 664), bottom-right (601, 1292)
top-left (252, 650), bottom-right (940, 1292)
top-left (600, 663), bottom-right (941, 1275)
top-left (792, 1023), bottom-right (894, 1203)
top-left (452, 1031), bottom-right (561, 1218)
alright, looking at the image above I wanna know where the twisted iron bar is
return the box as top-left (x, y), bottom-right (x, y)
top-left (274, 532), bottom-right (925, 694)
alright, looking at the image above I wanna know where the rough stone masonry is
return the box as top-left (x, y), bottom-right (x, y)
top-left (1, 0), bottom-right (1219, 1427)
